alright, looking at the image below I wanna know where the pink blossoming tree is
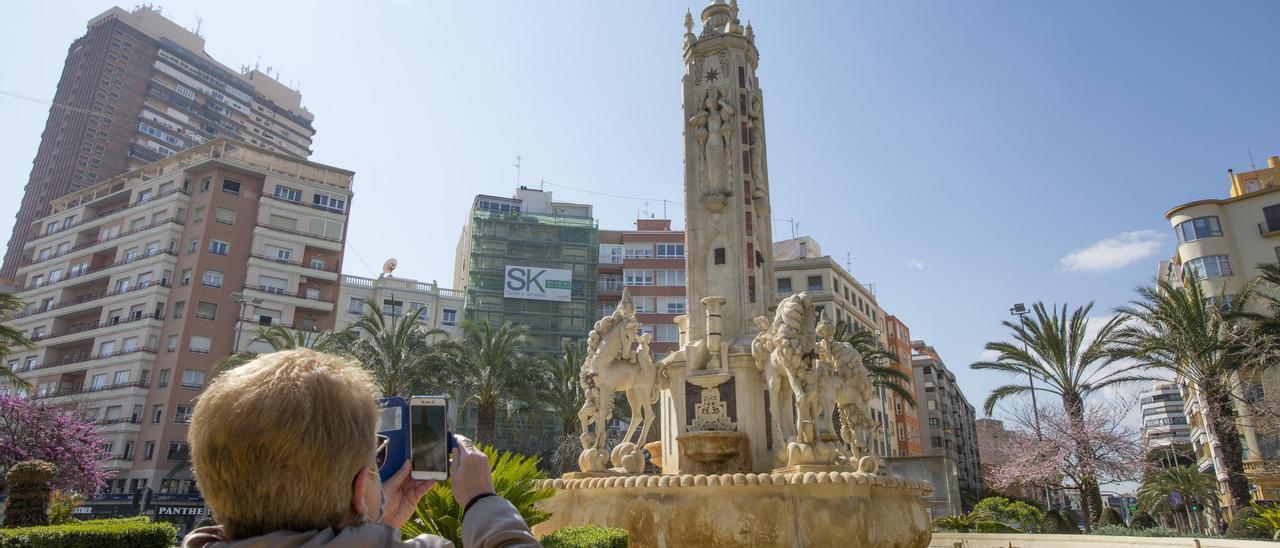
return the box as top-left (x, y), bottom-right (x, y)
top-left (0, 393), bottom-right (112, 496)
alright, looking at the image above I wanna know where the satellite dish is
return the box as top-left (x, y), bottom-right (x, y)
top-left (382, 258), bottom-right (398, 276)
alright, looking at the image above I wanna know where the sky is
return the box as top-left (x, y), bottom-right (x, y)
top-left (3, 1), bottom-right (1280, 434)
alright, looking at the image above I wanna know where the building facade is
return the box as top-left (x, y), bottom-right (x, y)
top-left (1161, 155), bottom-right (1280, 506)
top-left (911, 339), bottom-right (983, 506)
top-left (2, 139), bottom-right (352, 531)
top-left (2, 6), bottom-right (316, 281)
top-left (1140, 381), bottom-right (1191, 450)
top-left (597, 219), bottom-right (686, 356)
top-left (453, 186), bottom-right (598, 357)
top-left (885, 314), bottom-right (923, 457)
top-left (773, 236), bottom-right (910, 459)
top-left (337, 273), bottom-right (464, 340)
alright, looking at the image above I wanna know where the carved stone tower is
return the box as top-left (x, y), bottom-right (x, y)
top-left (682, 0), bottom-right (774, 349)
top-left (658, 0), bottom-right (777, 474)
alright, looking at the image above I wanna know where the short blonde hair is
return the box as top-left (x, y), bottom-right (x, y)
top-left (189, 349), bottom-right (378, 539)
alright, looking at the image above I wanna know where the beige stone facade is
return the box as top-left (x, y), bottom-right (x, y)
top-left (336, 273), bottom-right (464, 340)
top-left (4, 139), bottom-right (352, 500)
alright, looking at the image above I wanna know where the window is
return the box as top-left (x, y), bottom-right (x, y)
top-left (1184, 255), bottom-right (1233, 279)
top-left (270, 214), bottom-right (298, 231)
top-left (151, 404), bottom-right (163, 424)
top-left (656, 270), bottom-right (686, 286)
top-left (310, 257), bottom-right (326, 270)
top-left (176, 83), bottom-right (195, 99)
top-left (143, 441), bottom-right (155, 461)
top-left (103, 406), bottom-right (121, 421)
top-left (123, 247), bottom-right (137, 261)
top-left (656, 325), bottom-right (680, 343)
top-left (624, 244), bottom-right (653, 258)
top-left (348, 297), bottom-right (365, 314)
top-left (188, 238), bottom-right (199, 254)
top-left (655, 243), bottom-right (685, 258)
top-left (624, 269), bottom-right (655, 286)
top-left (714, 248), bottom-right (725, 264)
top-left (55, 242), bottom-right (69, 256)
top-left (188, 336), bottom-right (212, 355)
top-left (99, 340), bottom-right (117, 355)
top-left (265, 245), bottom-right (293, 262)
top-left (931, 436), bottom-right (943, 448)
top-left (308, 217), bottom-right (344, 240)
top-left (259, 275), bottom-right (288, 294)
top-left (274, 185), bottom-right (302, 202)
top-left (633, 297), bottom-right (657, 314)
top-left (1175, 216), bottom-right (1222, 242)
top-left (181, 369), bottom-right (206, 388)
top-left (807, 276), bottom-right (823, 291)
top-left (166, 442), bottom-right (189, 461)
top-left (158, 369), bottom-right (170, 387)
top-left (180, 269), bottom-right (192, 286)
top-left (174, 404), bottom-right (194, 424)
top-left (312, 191), bottom-right (346, 212)
top-left (195, 301), bottom-right (217, 320)
top-left (201, 269), bottom-right (224, 287)
top-left (121, 336), bottom-right (138, 351)
top-left (410, 302), bottom-right (430, 320)
top-left (383, 299), bottom-right (404, 316)
top-left (221, 178), bottom-right (241, 195)
top-left (927, 399), bottom-right (937, 410)
top-left (661, 297), bottom-right (687, 314)
top-left (928, 417), bottom-right (940, 428)
top-left (305, 287), bottom-right (320, 300)
top-left (599, 244), bottom-right (623, 264)
top-left (48, 269), bottom-right (62, 283)
top-left (214, 207), bottom-right (236, 225)
top-left (199, 177), bottom-right (212, 193)
top-left (777, 278), bottom-right (793, 293)
top-left (208, 239), bottom-right (229, 256)
top-left (442, 309), bottom-right (458, 326)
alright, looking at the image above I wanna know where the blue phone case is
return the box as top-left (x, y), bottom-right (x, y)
top-left (375, 397), bottom-right (412, 482)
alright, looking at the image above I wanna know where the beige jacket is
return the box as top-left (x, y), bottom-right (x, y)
top-left (181, 496), bottom-right (541, 548)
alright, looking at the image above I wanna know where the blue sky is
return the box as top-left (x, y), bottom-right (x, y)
top-left (3, 1), bottom-right (1280, 429)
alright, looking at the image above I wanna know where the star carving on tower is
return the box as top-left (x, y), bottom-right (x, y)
top-left (704, 68), bottom-right (719, 82)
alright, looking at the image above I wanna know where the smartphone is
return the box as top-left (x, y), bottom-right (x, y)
top-left (408, 396), bottom-right (450, 481)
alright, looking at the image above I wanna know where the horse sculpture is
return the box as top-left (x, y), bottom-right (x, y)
top-left (576, 288), bottom-right (666, 474)
top-left (815, 316), bottom-right (879, 472)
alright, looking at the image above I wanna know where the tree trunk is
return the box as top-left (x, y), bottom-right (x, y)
top-left (1063, 393), bottom-right (1097, 532)
top-left (562, 415), bottom-right (578, 438)
top-left (1204, 380), bottom-right (1254, 511)
top-left (477, 402), bottom-right (497, 447)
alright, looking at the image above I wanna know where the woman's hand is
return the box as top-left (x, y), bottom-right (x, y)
top-left (449, 435), bottom-right (496, 509)
top-left (380, 459), bottom-right (435, 529)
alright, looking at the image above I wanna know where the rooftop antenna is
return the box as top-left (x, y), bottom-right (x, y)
top-left (194, 15), bottom-right (203, 37)
top-left (1248, 147), bottom-right (1258, 171)
top-left (846, 252), bottom-right (852, 272)
top-left (513, 154), bottom-right (522, 187)
top-left (868, 282), bottom-right (877, 297)
top-left (662, 199), bottom-right (668, 219)
top-left (539, 178), bottom-right (545, 191)
top-left (255, 56), bottom-right (261, 71)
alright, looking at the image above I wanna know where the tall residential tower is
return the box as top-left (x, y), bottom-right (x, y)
top-left (2, 6), bottom-right (315, 281)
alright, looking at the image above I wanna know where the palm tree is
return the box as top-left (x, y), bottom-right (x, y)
top-left (546, 338), bottom-right (587, 436)
top-left (456, 320), bottom-right (548, 446)
top-left (213, 324), bottom-right (354, 375)
top-left (0, 292), bottom-right (33, 389)
top-left (833, 320), bottom-right (915, 405)
top-left (1138, 466), bottom-right (1216, 533)
top-left (1112, 272), bottom-right (1259, 513)
top-left (344, 299), bottom-right (457, 397)
top-left (971, 301), bottom-right (1150, 530)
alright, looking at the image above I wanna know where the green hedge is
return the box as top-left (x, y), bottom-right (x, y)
top-left (1092, 525), bottom-right (1178, 537)
top-left (541, 526), bottom-right (628, 548)
top-left (0, 517), bottom-right (176, 547)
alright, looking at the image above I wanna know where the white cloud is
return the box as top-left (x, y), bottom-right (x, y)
top-left (1057, 230), bottom-right (1167, 272)
top-left (908, 259), bottom-right (924, 271)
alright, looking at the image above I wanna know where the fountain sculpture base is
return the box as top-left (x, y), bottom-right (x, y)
top-left (535, 472), bottom-right (933, 548)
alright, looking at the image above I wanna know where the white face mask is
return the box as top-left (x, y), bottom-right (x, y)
top-left (360, 469), bottom-right (386, 525)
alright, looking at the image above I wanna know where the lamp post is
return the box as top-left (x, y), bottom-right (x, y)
top-left (1010, 302), bottom-right (1049, 508)
top-left (229, 291), bottom-right (264, 355)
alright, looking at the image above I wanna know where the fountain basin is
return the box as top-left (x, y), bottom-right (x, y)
top-left (535, 471), bottom-right (933, 547)
top-left (677, 431), bottom-right (751, 474)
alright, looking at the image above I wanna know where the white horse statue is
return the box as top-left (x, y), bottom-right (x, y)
top-left (815, 315), bottom-right (880, 473)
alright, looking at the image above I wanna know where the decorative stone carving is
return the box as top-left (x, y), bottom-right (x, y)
top-left (576, 289), bottom-right (668, 475)
top-left (815, 316), bottom-right (880, 472)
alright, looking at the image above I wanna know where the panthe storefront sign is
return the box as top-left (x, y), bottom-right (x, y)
top-left (504, 265), bottom-right (572, 302)
top-left (156, 504), bottom-right (205, 517)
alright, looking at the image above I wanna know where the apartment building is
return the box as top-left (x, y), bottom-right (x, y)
top-left (885, 314), bottom-right (923, 456)
top-left (911, 339), bottom-right (983, 506)
top-left (2, 139), bottom-right (352, 532)
top-left (453, 186), bottom-right (598, 357)
top-left (597, 219), bottom-right (686, 356)
top-left (337, 273), bottom-right (465, 340)
top-left (1140, 381), bottom-right (1191, 450)
top-left (772, 236), bottom-right (908, 459)
top-left (1160, 155), bottom-right (1280, 506)
top-left (2, 6), bottom-right (316, 281)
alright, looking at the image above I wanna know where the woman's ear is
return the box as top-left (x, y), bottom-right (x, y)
top-left (351, 467), bottom-right (370, 517)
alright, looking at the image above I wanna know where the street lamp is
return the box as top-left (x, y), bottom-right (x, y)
top-left (1010, 302), bottom-right (1049, 508)
top-left (229, 291), bottom-right (264, 355)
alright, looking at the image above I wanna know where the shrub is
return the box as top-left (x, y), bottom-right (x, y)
top-left (1039, 509), bottom-right (1072, 534)
top-left (974, 521), bottom-right (1020, 533)
top-left (400, 446), bottom-right (553, 547)
top-left (1226, 505), bottom-right (1270, 540)
top-left (1245, 503), bottom-right (1280, 541)
top-left (1093, 525), bottom-right (1178, 537)
top-left (973, 496), bottom-right (1044, 532)
top-left (3, 461), bottom-right (57, 528)
top-left (44, 491), bottom-right (83, 526)
top-left (541, 526), bottom-right (629, 548)
top-left (0, 517), bottom-right (176, 547)
top-left (1097, 507), bottom-right (1124, 527)
top-left (1057, 509), bottom-right (1080, 533)
top-left (1129, 510), bottom-right (1157, 529)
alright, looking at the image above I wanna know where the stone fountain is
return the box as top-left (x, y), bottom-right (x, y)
top-left (534, 2), bottom-right (933, 546)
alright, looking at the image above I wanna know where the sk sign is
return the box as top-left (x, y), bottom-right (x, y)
top-left (504, 265), bottom-right (572, 302)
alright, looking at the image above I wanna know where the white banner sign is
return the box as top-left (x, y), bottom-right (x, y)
top-left (504, 265), bottom-right (572, 302)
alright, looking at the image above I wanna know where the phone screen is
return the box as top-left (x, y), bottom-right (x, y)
top-left (410, 403), bottom-right (449, 475)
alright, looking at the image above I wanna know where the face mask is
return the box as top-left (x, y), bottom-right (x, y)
top-left (360, 469), bottom-right (387, 525)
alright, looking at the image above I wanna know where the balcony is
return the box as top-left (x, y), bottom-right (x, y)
top-left (8, 280), bottom-right (171, 322)
top-left (31, 312), bottom-right (164, 344)
top-left (32, 380), bottom-right (150, 401)
top-left (598, 280), bottom-right (624, 293)
top-left (23, 249), bottom-right (177, 291)
top-left (253, 223), bottom-right (342, 251)
top-left (20, 217), bottom-right (184, 270)
top-left (27, 188), bottom-right (188, 241)
top-left (28, 347), bottom-right (159, 374)
top-left (242, 286), bottom-right (335, 313)
top-left (248, 254), bottom-right (340, 281)
top-left (1244, 459), bottom-right (1280, 481)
